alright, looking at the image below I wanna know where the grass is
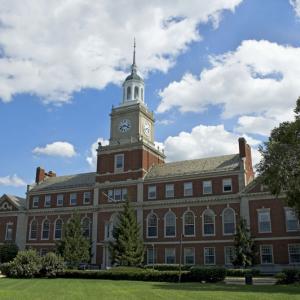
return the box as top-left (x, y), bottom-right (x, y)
top-left (0, 278), bottom-right (299, 300)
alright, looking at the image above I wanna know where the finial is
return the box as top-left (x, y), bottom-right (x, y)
top-left (133, 37), bottom-right (136, 66)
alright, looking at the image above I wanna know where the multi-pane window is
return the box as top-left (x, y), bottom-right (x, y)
top-left (5, 223), bottom-right (13, 240)
top-left (225, 246), bottom-right (235, 265)
top-left (184, 182), bottom-right (193, 197)
top-left (44, 195), bottom-right (51, 207)
top-left (204, 247), bottom-right (216, 265)
top-left (42, 220), bottom-right (50, 240)
top-left (148, 186), bottom-right (157, 200)
top-left (165, 212), bottom-right (176, 237)
top-left (30, 220), bottom-right (38, 240)
top-left (165, 248), bottom-right (176, 264)
top-left (70, 193), bottom-right (77, 206)
top-left (285, 208), bottom-right (299, 232)
top-left (223, 208), bottom-right (235, 235)
top-left (83, 192), bottom-right (91, 204)
top-left (147, 214), bottom-right (158, 238)
top-left (32, 196), bottom-right (39, 208)
top-left (258, 210), bottom-right (271, 233)
top-left (54, 219), bottom-right (63, 240)
top-left (260, 245), bottom-right (273, 264)
top-left (203, 180), bottom-right (212, 194)
top-left (203, 209), bottom-right (215, 236)
top-left (184, 247), bottom-right (195, 265)
top-left (82, 218), bottom-right (91, 238)
top-left (115, 154), bottom-right (124, 172)
top-left (107, 188), bottom-right (128, 202)
top-left (147, 248), bottom-right (156, 264)
top-left (288, 244), bottom-right (300, 264)
top-left (165, 184), bottom-right (174, 198)
top-left (56, 194), bottom-right (64, 206)
top-left (183, 211), bottom-right (195, 236)
top-left (223, 178), bottom-right (232, 192)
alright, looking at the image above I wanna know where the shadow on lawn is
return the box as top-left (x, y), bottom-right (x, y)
top-left (151, 282), bottom-right (300, 295)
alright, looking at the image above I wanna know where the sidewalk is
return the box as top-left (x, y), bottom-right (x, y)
top-left (225, 277), bottom-right (277, 285)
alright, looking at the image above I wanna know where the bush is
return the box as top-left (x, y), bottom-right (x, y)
top-left (189, 267), bottom-right (226, 283)
top-left (40, 252), bottom-right (65, 278)
top-left (275, 269), bottom-right (299, 284)
top-left (0, 242), bottom-right (19, 263)
top-left (0, 262), bottom-right (11, 275)
top-left (226, 268), bottom-right (260, 277)
top-left (144, 264), bottom-right (191, 271)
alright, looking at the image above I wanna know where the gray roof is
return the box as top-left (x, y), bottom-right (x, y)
top-left (145, 154), bottom-right (240, 179)
top-left (1, 194), bottom-right (26, 209)
top-left (30, 172), bottom-right (96, 192)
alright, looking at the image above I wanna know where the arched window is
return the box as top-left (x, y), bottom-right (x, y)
top-left (183, 211), bottom-right (195, 236)
top-left (29, 219), bottom-right (37, 240)
top-left (134, 86), bottom-right (139, 99)
top-left (127, 86), bottom-right (131, 100)
top-left (54, 219), bottom-right (63, 240)
top-left (141, 88), bottom-right (144, 101)
top-left (203, 209), bottom-right (215, 236)
top-left (147, 213), bottom-right (158, 237)
top-left (223, 208), bottom-right (235, 235)
top-left (165, 211), bottom-right (176, 237)
top-left (82, 217), bottom-right (91, 239)
top-left (41, 219), bottom-right (50, 240)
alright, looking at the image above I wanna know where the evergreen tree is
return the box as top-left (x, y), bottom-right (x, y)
top-left (0, 242), bottom-right (18, 263)
top-left (56, 213), bottom-right (90, 268)
top-left (232, 219), bottom-right (256, 268)
top-left (109, 199), bottom-right (144, 266)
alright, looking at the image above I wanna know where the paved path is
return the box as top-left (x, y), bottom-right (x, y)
top-left (225, 277), bottom-right (277, 285)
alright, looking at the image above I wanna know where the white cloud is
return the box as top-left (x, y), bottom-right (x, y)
top-left (0, 0), bottom-right (242, 104)
top-left (156, 119), bottom-right (174, 125)
top-left (290, 0), bottom-right (300, 17)
top-left (0, 174), bottom-right (27, 187)
top-left (33, 141), bottom-right (76, 157)
top-left (158, 40), bottom-right (300, 134)
top-left (86, 138), bottom-right (109, 168)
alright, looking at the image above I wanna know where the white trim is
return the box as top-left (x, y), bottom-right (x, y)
top-left (260, 244), bottom-right (274, 265)
top-left (288, 243), bottom-right (300, 265)
top-left (203, 180), bottom-right (212, 195)
top-left (257, 209), bottom-right (272, 233)
top-left (222, 207), bottom-right (236, 236)
top-left (183, 182), bottom-right (193, 197)
top-left (69, 193), bottom-right (77, 206)
top-left (164, 247), bottom-right (176, 264)
top-left (222, 178), bottom-right (232, 193)
top-left (165, 184), bottom-right (174, 198)
top-left (29, 219), bottom-right (38, 240)
top-left (183, 210), bottom-right (195, 237)
top-left (184, 247), bottom-right (195, 265)
top-left (224, 245), bottom-right (235, 265)
top-left (164, 211), bottom-right (176, 238)
top-left (147, 247), bottom-right (156, 265)
top-left (204, 247), bottom-right (216, 265)
top-left (202, 208), bottom-right (216, 237)
top-left (53, 218), bottom-right (63, 240)
top-left (44, 195), bottom-right (51, 208)
top-left (83, 191), bottom-right (91, 205)
top-left (148, 185), bottom-right (157, 200)
top-left (56, 194), bottom-right (64, 207)
top-left (284, 207), bottom-right (300, 232)
top-left (32, 196), bottom-right (39, 208)
top-left (146, 212), bottom-right (158, 238)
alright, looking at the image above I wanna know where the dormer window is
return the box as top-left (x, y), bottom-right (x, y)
top-left (115, 154), bottom-right (124, 172)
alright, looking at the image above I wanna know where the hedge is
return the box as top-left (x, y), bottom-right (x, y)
top-left (226, 268), bottom-right (260, 277)
top-left (144, 264), bottom-right (191, 271)
top-left (189, 267), bottom-right (226, 283)
top-left (275, 269), bottom-right (300, 284)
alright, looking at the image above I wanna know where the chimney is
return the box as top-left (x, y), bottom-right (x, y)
top-left (35, 167), bottom-right (45, 184)
top-left (238, 137), bottom-right (246, 158)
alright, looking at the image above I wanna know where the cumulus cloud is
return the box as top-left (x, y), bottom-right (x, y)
top-left (0, 174), bottom-right (27, 187)
top-left (0, 0), bottom-right (242, 104)
top-left (86, 138), bottom-right (109, 168)
top-left (157, 40), bottom-right (300, 135)
top-left (33, 141), bottom-right (76, 157)
top-left (290, 0), bottom-right (300, 17)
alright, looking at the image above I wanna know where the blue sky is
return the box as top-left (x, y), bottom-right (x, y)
top-left (1, 0), bottom-right (300, 197)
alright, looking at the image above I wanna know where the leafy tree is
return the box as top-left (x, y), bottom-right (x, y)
top-left (109, 199), bottom-right (144, 266)
top-left (0, 242), bottom-right (18, 263)
top-left (232, 219), bottom-right (256, 268)
top-left (257, 98), bottom-right (300, 216)
top-left (56, 213), bottom-right (90, 268)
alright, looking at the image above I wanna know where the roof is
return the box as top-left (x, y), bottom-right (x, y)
top-left (125, 72), bottom-right (143, 82)
top-left (0, 194), bottom-right (26, 209)
top-left (145, 154), bottom-right (240, 179)
top-left (30, 172), bottom-right (96, 192)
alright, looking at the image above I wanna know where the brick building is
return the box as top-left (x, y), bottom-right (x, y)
top-left (1, 46), bottom-right (299, 272)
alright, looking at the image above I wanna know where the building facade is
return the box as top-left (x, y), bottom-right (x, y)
top-left (1, 47), bottom-right (300, 272)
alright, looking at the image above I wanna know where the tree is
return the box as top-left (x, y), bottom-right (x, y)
top-left (232, 219), bottom-right (256, 268)
top-left (56, 213), bottom-right (90, 268)
top-left (109, 199), bottom-right (144, 266)
top-left (257, 98), bottom-right (300, 216)
top-left (0, 242), bottom-right (18, 263)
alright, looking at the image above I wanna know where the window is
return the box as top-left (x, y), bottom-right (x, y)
top-left (165, 184), bottom-right (174, 198)
top-left (32, 196), bottom-right (39, 208)
top-left (223, 208), bottom-right (235, 235)
top-left (147, 214), bottom-right (158, 238)
top-left (258, 210), bottom-right (271, 233)
top-left (5, 223), bottom-right (13, 240)
top-left (184, 247), bottom-right (195, 265)
top-left (42, 219), bottom-right (50, 240)
top-left (285, 208), bottom-right (299, 232)
top-left (107, 188), bottom-right (128, 202)
top-left (29, 220), bottom-right (38, 240)
top-left (83, 192), bottom-right (91, 204)
top-left (82, 217), bottom-right (91, 238)
top-left (141, 88), bottom-right (144, 101)
top-left (54, 219), bottom-right (63, 240)
top-left (165, 248), bottom-right (176, 264)
top-left (223, 178), bottom-right (232, 192)
top-left (147, 247), bottom-right (156, 264)
top-left (288, 244), bottom-right (300, 264)
top-left (203, 180), bottom-right (212, 194)
top-left (115, 154), bottom-right (124, 172)
top-left (44, 195), bottom-right (51, 207)
top-left (127, 86), bottom-right (131, 100)
top-left (203, 209), bottom-right (215, 236)
top-left (204, 247), bottom-right (216, 265)
top-left (184, 182), bottom-right (193, 196)
top-left (40, 249), bottom-right (48, 257)
top-left (260, 245), bottom-right (273, 264)
top-left (57, 194), bottom-right (64, 206)
top-left (114, 189), bottom-right (122, 201)
top-left (225, 246), bottom-right (235, 265)
top-left (183, 211), bottom-right (195, 236)
top-left (134, 86), bottom-right (139, 99)
top-left (148, 186), bottom-right (156, 200)
top-left (165, 211), bottom-right (176, 237)
top-left (70, 193), bottom-right (77, 206)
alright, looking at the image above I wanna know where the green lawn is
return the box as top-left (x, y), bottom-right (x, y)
top-left (0, 279), bottom-right (299, 300)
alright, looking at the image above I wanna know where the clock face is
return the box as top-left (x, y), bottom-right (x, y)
top-left (143, 121), bottom-right (151, 136)
top-left (119, 119), bottom-right (131, 133)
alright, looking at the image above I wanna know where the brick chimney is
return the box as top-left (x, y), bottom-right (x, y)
top-left (35, 167), bottom-right (45, 184)
top-left (238, 137), bottom-right (254, 185)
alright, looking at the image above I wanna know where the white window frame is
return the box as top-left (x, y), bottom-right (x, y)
top-left (83, 191), bottom-right (91, 205)
top-left (184, 247), bottom-right (195, 265)
top-left (29, 219), bottom-right (38, 240)
top-left (260, 245), bottom-right (274, 265)
top-left (147, 213), bottom-right (158, 238)
top-left (165, 248), bottom-right (176, 264)
top-left (222, 178), bottom-right (232, 192)
top-left (147, 247), bottom-right (156, 265)
top-left (56, 194), bottom-right (64, 206)
top-left (54, 219), bottom-right (63, 240)
top-left (41, 219), bottom-right (50, 240)
top-left (32, 196), bottom-right (39, 208)
top-left (222, 207), bottom-right (236, 236)
top-left (82, 217), bottom-right (91, 238)
top-left (107, 188), bottom-right (128, 202)
top-left (224, 246), bottom-right (235, 265)
top-left (203, 180), bottom-right (212, 195)
top-left (164, 211), bottom-right (176, 238)
top-left (285, 207), bottom-right (300, 232)
top-left (114, 153), bottom-right (124, 172)
top-left (184, 182), bottom-right (193, 197)
top-left (202, 209), bottom-right (215, 236)
top-left (204, 247), bottom-right (216, 265)
top-left (44, 195), bottom-right (51, 208)
top-left (165, 184), bottom-right (174, 198)
top-left (5, 223), bottom-right (13, 241)
top-left (183, 211), bottom-right (195, 237)
top-left (148, 185), bottom-right (157, 200)
top-left (70, 193), bottom-right (77, 206)
top-left (258, 209), bottom-right (272, 233)
top-left (288, 244), bottom-right (300, 264)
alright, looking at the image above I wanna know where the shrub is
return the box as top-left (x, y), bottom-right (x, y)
top-left (275, 269), bottom-right (299, 284)
top-left (190, 267), bottom-right (226, 283)
top-left (144, 264), bottom-right (191, 271)
top-left (226, 268), bottom-right (260, 277)
top-left (0, 242), bottom-right (19, 263)
top-left (40, 252), bottom-right (65, 278)
top-left (0, 262), bottom-right (11, 275)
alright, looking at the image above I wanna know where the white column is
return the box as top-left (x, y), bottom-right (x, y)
top-left (15, 212), bottom-right (27, 250)
top-left (91, 211), bottom-right (98, 264)
top-left (136, 182), bottom-right (144, 239)
top-left (240, 196), bottom-right (250, 227)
